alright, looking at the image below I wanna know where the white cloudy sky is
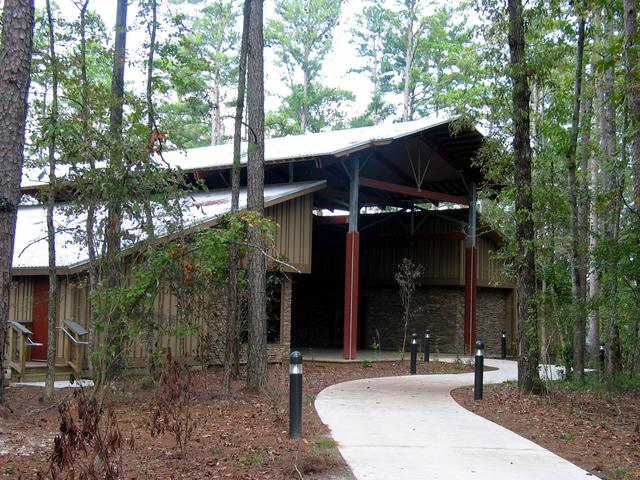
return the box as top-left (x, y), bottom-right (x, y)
top-left (31, 0), bottom-right (384, 121)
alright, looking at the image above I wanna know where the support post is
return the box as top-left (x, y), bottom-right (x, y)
top-left (464, 183), bottom-right (478, 354)
top-left (343, 157), bottom-right (360, 360)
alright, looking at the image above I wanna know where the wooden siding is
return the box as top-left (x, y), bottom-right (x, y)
top-left (307, 211), bottom-right (511, 288)
top-left (10, 274), bottom-right (289, 368)
top-left (9, 278), bottom-right (33, 322)
top-left (477, 234), bottom-right (512, 288)
top-left (267, 193), bottom-right (313, 273)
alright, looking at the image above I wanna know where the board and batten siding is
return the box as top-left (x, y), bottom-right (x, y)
top-left (266, 193), bottom-right (313, 273)
top-left (9, 278), bottom-right (33, 322)
top-left (7, 193), bottom-right (313, 367)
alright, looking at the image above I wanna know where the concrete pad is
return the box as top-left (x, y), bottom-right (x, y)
top-left (12, 379), bottom-right (94, 389)
top-left (315, 359), bottom-right (593, 480)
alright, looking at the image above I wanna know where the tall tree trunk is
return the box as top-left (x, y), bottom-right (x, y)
top-left (598, 10), bottom-right (622, 376)
top-left (212, 70), bottom-right (222, 145)
top-left (579, 74), bottom-right (595, 363)
top-left (143, 0), bottom-right (158, 375)
top-left (567, 12), bottom-right (586, 382)
top-left (246, 0), bottom-right (267, 389)
top-left (507, 0), bottom-right (541, 394)
top-left (0, 0), bottom-right (35, 406)
top-left (624, 0), bottom-right (640, 210)
top-left (223, 0), bottom-right (251, 396)
top-left (76, 0), bottom-right (99, 375)
top-left (146, 0), bottom-right (157, 138)
top-left (44, 0), bottom-right (59, 400)
top-left (103, 0), bottom-right (128, 382)
top-left (402, 0), bottom-right (416, 122)
top-left (301, 68), bottom-right (308, 132)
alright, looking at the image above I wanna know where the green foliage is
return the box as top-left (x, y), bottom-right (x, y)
top-left (90, 210), bottom-right (276, 375)
top-left (314, 436), bottom-right (338, 449)
top-left (265, 0), bottom-right (351, 134)
top-left (154, 0), bottom-right (239, 148)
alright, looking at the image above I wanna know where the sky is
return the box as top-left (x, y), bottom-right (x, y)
top-left (32, 0), bottom-right (379, 123)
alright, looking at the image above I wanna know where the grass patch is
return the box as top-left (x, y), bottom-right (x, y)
top-left (249, 453), bottom-right (267, 466)
top-left (610, 465), bottom-right (632, 480)
top-left (314, 436), bottom-right (338, 449)
top-left (560, 371), bottom-right (640, 393)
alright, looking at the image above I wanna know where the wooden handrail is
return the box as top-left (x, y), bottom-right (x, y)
top-left (6, 321), bottom-right (37, 376)
top-left (57, 320), bottom-right (88, 376)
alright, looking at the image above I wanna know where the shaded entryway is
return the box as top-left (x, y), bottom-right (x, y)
top-left (30, 278), bottom-right (49, 360)
top-left (291, 209), bottom-right (515, 356)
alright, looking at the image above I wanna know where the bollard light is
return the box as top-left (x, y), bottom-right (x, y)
top-left (474, 340), bottom-right (484, 400)
top-left (289, 351), bottom-right (303, 439)
top-left (599, 342), bottom-right (605, 371)
top-left (410, 332), bottom-right (418, 375)
top-left (501, 329), bottom-right (507, 359)
top-left (424, 329), bottom-right (431, 363)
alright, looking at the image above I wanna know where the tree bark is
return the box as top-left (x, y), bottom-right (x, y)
top-left (0, 0), bottom-right (35, 406)
top-left (103, 0), bottom-right (128, 381)
top-left (624, 0), bottom-right (640, 210)
top-left (212, 70), bottom-right (222, 145)
top-left (246, 0), bottom-right (267, 389)
top-left (566, 12), bottom-right (586, 382)
top-left (44, 0), bottom-right (59, 400)
top-left (402, 0), bottom-right (416, 122)
top-left (223, 0), bottom-right (251, 396)
top-left (301, 67), bottom-right (308, 132)
top-left (598, 11), bottom-right (623, 376)
top-left (74, 0), bottom-right (99, 375)
top-left (579, 73), bottom-right (595, 363)
top-left (507, 0), bottom-right (541, 394)
top-left (588, 11), bottom-right (605, 366)
top-left (143, 0), bottom-right (158, 375)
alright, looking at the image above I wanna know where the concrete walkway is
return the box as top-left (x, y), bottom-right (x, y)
top-left (314, 359), bottom-right (594, 480)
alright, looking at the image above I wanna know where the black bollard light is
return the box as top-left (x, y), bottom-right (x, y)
top-left (289, 351), bottom-right (303, 439)
top-left (599, 342), bottom-right (605, 371)
top-left (410, 332), bottom-right (418, 374)
top-left (474, 340), bottom-right (484, 400)
top-left (424, 329), bottom-right (431, 363)
top-left (501, 329), bottom-right (507, 359)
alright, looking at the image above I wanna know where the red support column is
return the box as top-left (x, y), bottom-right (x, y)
top-left (343, 230), bottom-right (360, 359)
top-left (463, 246), bottom-right (478, 354)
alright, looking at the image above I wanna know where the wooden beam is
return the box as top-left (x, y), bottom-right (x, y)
top-left (359, 176), bottom-right (470, 206)
top-left (320, 188), bottom-right (408, 209)
top-left (361, 233), bottom-right (465, 246)
top-left (314, 215), bottom-right (348, 225)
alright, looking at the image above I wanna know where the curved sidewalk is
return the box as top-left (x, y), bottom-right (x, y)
top-left (314, 359), bottom-right (593, 480)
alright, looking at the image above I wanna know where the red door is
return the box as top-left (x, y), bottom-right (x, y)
top-left (31, 278), bottom-right (49, 360)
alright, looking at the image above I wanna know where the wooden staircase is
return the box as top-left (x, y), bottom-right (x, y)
top-left (4, 319), bottom-right (89, 383)
top-left (5, 361), bottom-right (75, 383)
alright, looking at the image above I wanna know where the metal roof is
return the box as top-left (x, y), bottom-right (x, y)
top-left (20, 116), bottom-right (465, 190)
top-left (13, 180), bottom-right (325, 272)
top-left (159, 116), bottom-right (456, 172)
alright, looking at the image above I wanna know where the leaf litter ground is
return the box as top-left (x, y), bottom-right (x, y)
top-left (0, 360), bottom-right (472, 479)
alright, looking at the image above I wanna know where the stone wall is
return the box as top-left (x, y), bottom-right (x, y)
top-left (476, 288), bottom-right (508, 356)
top-left (363, 286), bottom-right (508, 355)
top-left (363, 286), bottom-right (465, 354)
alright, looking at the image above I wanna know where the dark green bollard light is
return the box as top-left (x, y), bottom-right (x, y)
top-left (289, 351), bottom-right (303, 439)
